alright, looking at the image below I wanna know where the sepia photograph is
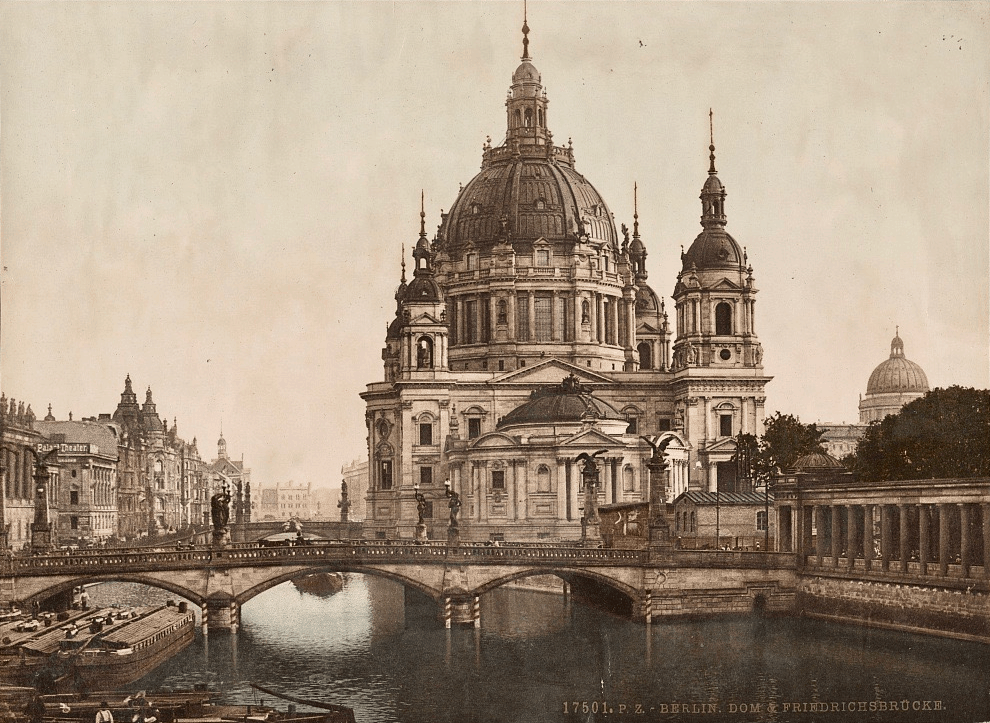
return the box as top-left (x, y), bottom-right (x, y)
top-left (0, 1), bottom-right (988, 721)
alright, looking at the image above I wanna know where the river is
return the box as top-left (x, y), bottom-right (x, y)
top-left (84, 577), bottom-right (990, 723)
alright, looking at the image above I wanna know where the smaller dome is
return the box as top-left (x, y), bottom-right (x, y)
top-left (498, 374), bottom-right (625, 429)
top-left (681, 228), bottom-right (745, 271)
top-left (702, 175), bottom-right (724, 194)
top-left (792, 452), bottom-right (845, 471)
top-left (866, 334), bottom-right (929, 394)
top-left (512, 60), bottom-right (540, 84)
top-left (404, 275), bottom-right (443, 302)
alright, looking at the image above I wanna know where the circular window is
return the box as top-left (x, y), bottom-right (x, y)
top-left (719, 349), bottom-right (732, 361)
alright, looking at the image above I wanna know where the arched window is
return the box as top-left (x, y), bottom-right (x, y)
top-left (538, 109), bottom-right (544, 127)
top-left (536, 465), bottom-right (551, 493)
top-left (416, 337), bottom-right (434, 369)
top-left (638, 342), bottom-right (652, 370)
top-left (496, 299), bottom-right (507, 324)
top-left (622, 465), bottom-right (634, 492)
top-left (581, 300), bottom-right (590, 323)
top-left (514, 109), bottom-right (522, 127)
top-left (690, 511), bottom-right (697, 532)
top-left (524, 108), bottom-right (533, 127)
top-left (715, 302), bottom-right (732, 336)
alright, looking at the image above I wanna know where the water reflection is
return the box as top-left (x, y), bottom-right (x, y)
top-left (81, 576), bottom-right (990, 723)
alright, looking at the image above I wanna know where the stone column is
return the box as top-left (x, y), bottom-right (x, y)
top-left (831, 505), bottom-right (842, 566)
top-left (846, 506), bottom-right (857, 570)
top-left (507, 293), bottom-right (516, 341)
top-left (597, 294), bottom-right (605, 343)
top-left (556, 458), bottom-right (567, 520)
top-left (983, 503), bottom-right (990, 580)
top-left (626, 297), bottom-right (636, 349)
top-left (959, 503), bottom-right (971, 578)
top-left (528, 291), bottom-right (536, 341)
top-left (479, 463), bottom-right (489, 524)
top-left (509, 460), bottom-right (517, 521)
top-left (815, 505), bottom-right (826, 564)
top-left (863, 504), bottom-right (874, 569)
top-left (488, 295), bottom-right (497, 343)
top-left (880, 504), bottom-right (892, 572)
top-left (551, 290), bottom-right (559, 341)
top-left (938, 503), bottom-right (950, 576)
top-left (573, 293), bottom-right (582, 342)
top-left (802, 506), bottom-right (814, 561)
top-left (919, 504), bottom-right (930, 575)
top-left (898, 504), bottom-right (910, 574)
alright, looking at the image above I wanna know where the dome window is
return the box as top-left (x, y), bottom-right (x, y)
top-left (535, 249), bottom-right (550, 266)
top-left (466, 253), bottom-right (477, 270)
top-left (715, 302), bottom-right (733, 335)
top-left (524, 108), bottom-right (533, 127)
top-left (471, 203), bottom-right (482, 215)
top-left (534, 199), bottom-right (546, 210)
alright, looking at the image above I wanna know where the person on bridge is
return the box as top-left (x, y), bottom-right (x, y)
top-left (95, 701), bottom-right (114, 723)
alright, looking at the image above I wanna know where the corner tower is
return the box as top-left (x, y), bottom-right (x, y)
top-left (671, 116), bottom-right (770, 494)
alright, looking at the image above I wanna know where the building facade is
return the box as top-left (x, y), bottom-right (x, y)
top-left (34, 416), bottom-right (119, 543)
top-left (0, 395), bottom-right (44, 550)
top-left (340, 458), bottom-right (368, 521)
top-left (360, 20), bottom-right (770, 541)
top-left (209, 433), bottom-right (252, 524)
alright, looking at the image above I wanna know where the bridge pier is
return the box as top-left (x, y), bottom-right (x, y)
top-left (445, 595), bottom-right (481, 627)
top-left (203, 599), bottom-right (240, 633)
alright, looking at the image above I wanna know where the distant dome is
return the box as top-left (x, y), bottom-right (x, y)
top-left (866, 333), bottom-right (929, 395)
top-left (512, 60), bottom-right (540, 84)
top-left (792, 452), bottom-right (845, 471)
top-left (498, 375), bottom-right (625, 429)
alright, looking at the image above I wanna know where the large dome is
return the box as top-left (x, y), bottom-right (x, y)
top-left (866, 333), bottom-right (929, 394)
top-left (441, 151), bottom-right (618, 251)
top-left (498, 375), bottom-right (625, 429)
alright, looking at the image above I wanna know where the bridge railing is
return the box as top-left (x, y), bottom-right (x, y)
top-left (3, 541), bottom-right (797, 575)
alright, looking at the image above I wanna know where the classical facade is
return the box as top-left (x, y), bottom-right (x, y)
top-left (859, 330), bottom-right (929, 423)
top-left (340, 458), bottom-right (368, 521)
top-left (360, 18), bottom-right (770, 541)
top-left (0, 395), bottom-right (44, 550)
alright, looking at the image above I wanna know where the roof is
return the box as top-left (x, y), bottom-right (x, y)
top-left (676, 490), bottom-right (773, 506)
top-left (681, 227), bottom-right (745, 272)
top-left (34, 420), bottom-right (119, 458)
top-left (497, 375), bottom-right (625, 429)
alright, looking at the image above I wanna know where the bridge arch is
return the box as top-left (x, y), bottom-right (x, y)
top-left (234, 563), bottom-right (444, 606)
top-left (472, 567), bottom-right (641, 604)
top-left (17, 574), bottom-right (205, 608)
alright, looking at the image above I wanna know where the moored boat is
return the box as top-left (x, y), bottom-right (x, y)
top-left (0, 604), bottom-right (195, 691)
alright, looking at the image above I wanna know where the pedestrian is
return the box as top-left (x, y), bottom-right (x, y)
top-left (80, 589), bottom-right (90, 609)
top-left (96, 700), bottom-right (114, 723)
top-left (25, 694), bottom-right (45, 723)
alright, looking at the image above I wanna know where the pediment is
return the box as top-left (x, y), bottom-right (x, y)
top-left (637, 322), bottom-right (659, 334)
top-left (410, 312), bottom-right (442, 325)
top-left (708, 277), bottom-right (742, 291)
top-left (560, 428), bottom-right (624, 448)
top-left (704, 436), bottom-right (738, 453)
top-left (470, 432), bottom-right (520, 449)
top-left (491, 358), bottom-right (612, 386)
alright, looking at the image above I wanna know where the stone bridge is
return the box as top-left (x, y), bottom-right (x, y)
top-left (0, 542), bottom-right (797, 632)
top-left (227, 520), bottom-right (364, 542)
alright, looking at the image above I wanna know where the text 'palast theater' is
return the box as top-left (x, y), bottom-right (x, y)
top-left (361, 18), bottom-right (770, 541)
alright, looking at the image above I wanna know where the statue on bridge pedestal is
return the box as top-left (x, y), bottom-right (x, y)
top-left (444, 479), bottom-right (462, 545)
top-left (210, 487), bottom-right (232, 546)
top-left (641, 434), bottom-right (676, 552)
top-left (338, 480), bottom-right (351, 523)
top-left (576, 449), bottom-right (608, 543)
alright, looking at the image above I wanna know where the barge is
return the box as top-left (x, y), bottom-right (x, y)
top-left (0, 604), bottom-right (195, 691)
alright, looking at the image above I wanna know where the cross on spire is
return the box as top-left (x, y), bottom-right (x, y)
top-left (521, 0), bottom-right (530, 60)
top-left (708, 108), bottom-right (717, 175)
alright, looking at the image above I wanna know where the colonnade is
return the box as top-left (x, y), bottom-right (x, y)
top-left (2, 446), bottom-right (35, 500)
top-left (449, 289), bottom-right (637, 349)
top-left (779, 501), bottom-right (990, 579)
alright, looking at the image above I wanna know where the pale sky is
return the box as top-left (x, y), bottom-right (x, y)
top-left (1, 1), bottom-right (987, 489)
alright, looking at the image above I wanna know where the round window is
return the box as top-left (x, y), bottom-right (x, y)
top-left (719, 349), bottom-right (732, 361)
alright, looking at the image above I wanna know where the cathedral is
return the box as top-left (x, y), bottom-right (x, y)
top-left (361, 17), bottom-right (770, 541)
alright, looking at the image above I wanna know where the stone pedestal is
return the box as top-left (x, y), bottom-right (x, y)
top-left (30, 524), bottom-right (52, 554)
top-left (212, 527), bottom-right (230, 547)
top-left (447, 526), bottom-right (460, 546)
top-left (415, 522), bottom-right (428, 542)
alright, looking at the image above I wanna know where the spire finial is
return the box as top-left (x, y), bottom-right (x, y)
top-left (521, 0), bottom-right (531, 60)
top-left (632, 182), bottom-right (640, 238)
top-left (400, 243), bottom-right (406, 283)
top-left (420, 190), bottom-right (427, 239)
top-left (708, 108), bottom-right (717, 175)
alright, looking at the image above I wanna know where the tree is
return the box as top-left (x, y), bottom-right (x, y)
top-left (733, 412), bottom-right (827, 485)
top-left (855, 386), bottom-right (990, 482)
